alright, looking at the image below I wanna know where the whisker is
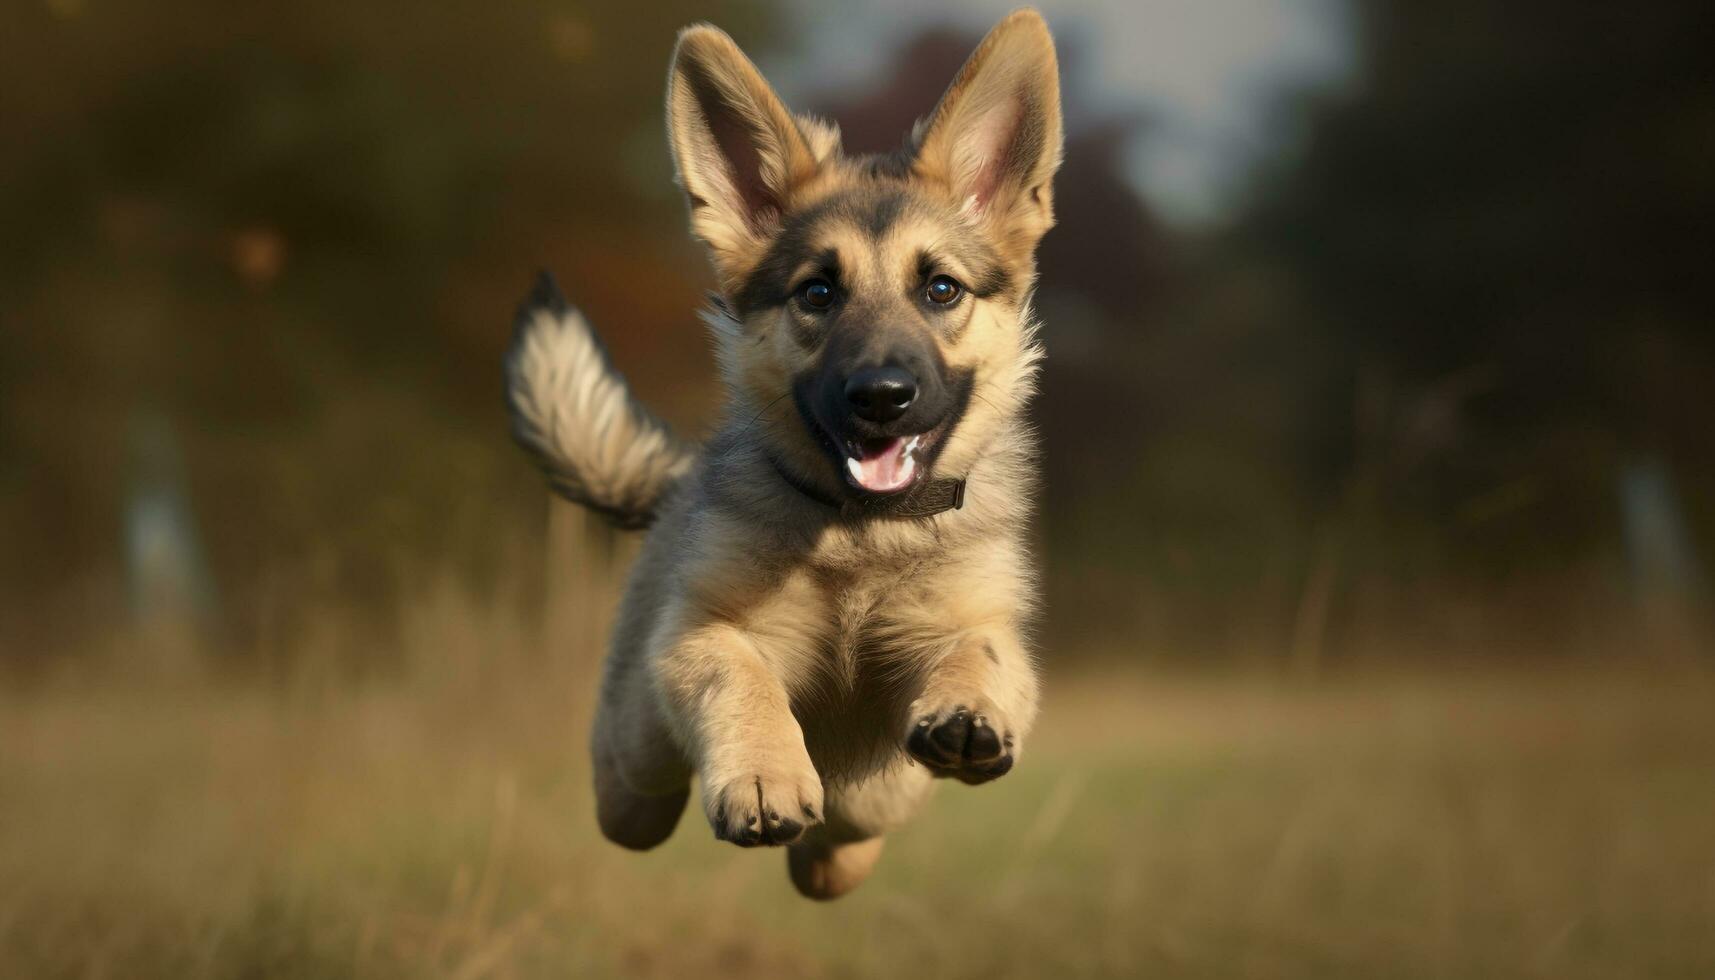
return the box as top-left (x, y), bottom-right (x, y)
top-left (969, 388), bottom-right (1005, 415)
top-left (737, 392), bottom-right (789, 438)
top-left (702, 392), bottom-right (790, 467)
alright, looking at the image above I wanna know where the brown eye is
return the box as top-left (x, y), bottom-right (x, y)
top-left (926, 275), bottom-right (962, 305)
top-left (799, 279), bottom-right (835, 309)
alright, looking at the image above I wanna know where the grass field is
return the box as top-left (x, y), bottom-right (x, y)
top-left (4, 649), bottom-right (1713, 979)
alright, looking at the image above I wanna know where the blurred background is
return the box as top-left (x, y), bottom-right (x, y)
top-left (3, 1), bottom-right (1712, 977)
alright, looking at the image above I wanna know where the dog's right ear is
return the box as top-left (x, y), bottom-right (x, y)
top-left (666, 25), bottom-right (820, 290)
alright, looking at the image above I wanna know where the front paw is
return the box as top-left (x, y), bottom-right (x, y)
top-left (904, 701), bottom-right (1016, 785)
top-left (701, 751), bottom-right (824, 847)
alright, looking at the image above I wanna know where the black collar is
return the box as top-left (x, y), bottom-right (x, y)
top-left (768, 455), bottom-right (966, 520)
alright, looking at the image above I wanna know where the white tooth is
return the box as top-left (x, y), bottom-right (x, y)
top-left (899, 455), bottom-right (916, 484)
top-left (905, 435), bottom-right (921, 455)
top-left (846, 457), bottom-right (864, 482)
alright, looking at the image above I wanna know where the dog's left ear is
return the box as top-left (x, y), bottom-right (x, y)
top-left (912, 9), bottom-right (1064, 251)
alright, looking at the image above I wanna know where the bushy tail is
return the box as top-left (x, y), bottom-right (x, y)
top-left (505, 272), bottom-right (696, 530)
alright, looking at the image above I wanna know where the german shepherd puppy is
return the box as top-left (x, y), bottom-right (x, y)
top-left (506, 9), bottom-right (1062, 900)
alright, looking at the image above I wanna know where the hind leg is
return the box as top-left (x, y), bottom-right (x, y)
top-left (788, 834), bottom-right (886, 900)
top-left (592, 730), bottom-right (689, 850)
top-left (590, 659), bottom-right (693, 851)
top-left (786, 762), bottom-right (936, 900)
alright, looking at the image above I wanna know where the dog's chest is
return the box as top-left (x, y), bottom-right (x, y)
top-left (783, 533), bottom-right (951, 778)
top-left (826, 577), bottom-right (882, 656)
top-left (805, 523), bottom-right (941, 640)
top-left (809, 557), bottom-right (924, 667)
top-left (785, 566), bottom-right (919, 758)
top-left (797, 574), bottom-right (917, 780)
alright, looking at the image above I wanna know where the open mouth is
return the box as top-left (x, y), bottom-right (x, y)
top-left (843, 433), bottom-right (934, 495)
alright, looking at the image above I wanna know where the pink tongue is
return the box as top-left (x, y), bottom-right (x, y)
top-left (849, 438), bottom-right (914, 492)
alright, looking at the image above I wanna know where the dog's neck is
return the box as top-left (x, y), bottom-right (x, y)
top-left (764, 452), bottom-right (966, 521)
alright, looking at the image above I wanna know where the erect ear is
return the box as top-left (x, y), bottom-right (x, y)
top-left (912, 9), bottom-right (1063, 250)
top-left (666, 25), bottom-right (823, 288)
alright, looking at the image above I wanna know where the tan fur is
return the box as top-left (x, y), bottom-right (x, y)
top-left (510, 9), bottom-right (1063, 898)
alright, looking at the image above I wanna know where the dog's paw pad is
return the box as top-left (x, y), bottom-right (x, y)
top-left (906, 704), bottom-right (1016, 784)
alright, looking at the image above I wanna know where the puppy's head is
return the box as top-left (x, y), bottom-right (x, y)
top-left (667, 10), bottom-right (1061, 501)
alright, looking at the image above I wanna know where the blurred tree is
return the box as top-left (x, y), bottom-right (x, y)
top-left (1240, 0), bottom-right (1715, 657)
top-left (0, 0), bottom-right (781, 664)
top-left (4, 1), bottom-right (1709, 669)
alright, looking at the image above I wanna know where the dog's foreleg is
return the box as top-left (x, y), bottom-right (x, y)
top-left (902, 627), bottom-right (1039, 784)
top-left (658, 623), bottom-right (825, 846)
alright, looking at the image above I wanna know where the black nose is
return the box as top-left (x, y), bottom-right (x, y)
top-left (844, 366), bottom-right (917, 423)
